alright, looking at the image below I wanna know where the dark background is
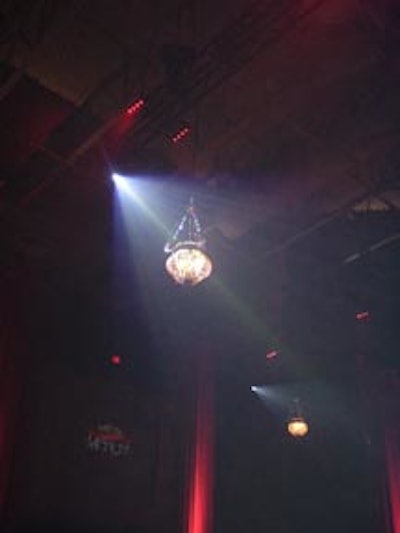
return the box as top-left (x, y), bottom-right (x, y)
top-left (1, 2), bottom-right (400, 531)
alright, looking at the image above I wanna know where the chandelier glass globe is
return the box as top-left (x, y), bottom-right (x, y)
top-left (287, 416), bottom-right (309, 438)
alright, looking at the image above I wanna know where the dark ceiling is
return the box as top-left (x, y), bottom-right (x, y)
top-left (1, 0), bottom-right (400, 291)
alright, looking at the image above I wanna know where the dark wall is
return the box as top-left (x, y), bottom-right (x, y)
top-left (9, 363), bottom-right (185, 533)
top-left (5, 278), bottom-right (186, 533)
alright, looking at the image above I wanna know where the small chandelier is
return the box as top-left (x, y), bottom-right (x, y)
top-left (287, 399), bottom-right (309, 438)
top-left (287, 416), bottom-right (309, 438)
top-left (164, 199), bottom-right (212, 286)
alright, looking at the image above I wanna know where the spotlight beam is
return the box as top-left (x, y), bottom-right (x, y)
top-left (112, 173), bottom-right (169, 237)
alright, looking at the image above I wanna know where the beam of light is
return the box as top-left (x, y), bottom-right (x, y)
top-left (111, 172), bottom-right (172, 318)
top-left (251, 385), bottom-right (279, 400)
top-left (209, 275), bottom-right (284, 355)
top-left (187, 354), bottom-right (214, 533)
top-left (112, 172), bottom-right (131, 190)
top-left (112, 173), bottom-right (169, 238)
top-left (250, 384), bottom-right (293, 417)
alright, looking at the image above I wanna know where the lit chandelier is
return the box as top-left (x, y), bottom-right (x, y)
top-left (287, 399), bottom-right (309, 438)
top-left (164, 199), bottom-right (213, 286)
top-left (287, 415), bottom-right (309, 438)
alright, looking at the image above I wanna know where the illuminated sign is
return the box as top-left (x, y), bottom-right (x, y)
top-left (87, 424), bottom-right (134, 457)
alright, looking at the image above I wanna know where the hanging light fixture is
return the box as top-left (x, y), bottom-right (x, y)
top-left (164, 199), bottom-right (212, 286)
top-left (287, 416), bottom-right (309, 438)
top-left (287, 399), bottom-right (309, 438)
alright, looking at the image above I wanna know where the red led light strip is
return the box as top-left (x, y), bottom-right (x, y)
top-left (356, 311), bottom-right (370, 322)
top-left (126, 98), bottom-right (145, 115)
top-left (172, 126), bottom-right (190, 143)
top-left (266, 349), bottom-right (278, 360)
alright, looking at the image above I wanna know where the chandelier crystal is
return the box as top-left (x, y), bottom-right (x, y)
top-left (164, 200), bottom-right (212, 286)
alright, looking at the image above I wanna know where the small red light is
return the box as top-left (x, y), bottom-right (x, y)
top-left (266, 350), bottom-right (278, 360)
top-left (356, 311), bottom-right (370, 322)
top-left (110, 354), bottom-right (121, 365)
